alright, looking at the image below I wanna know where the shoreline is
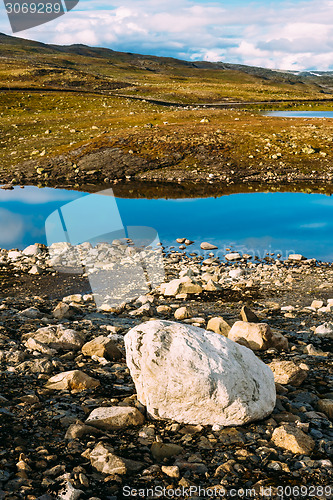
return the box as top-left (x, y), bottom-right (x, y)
top-left (0, 241), bottom-right (332, 498)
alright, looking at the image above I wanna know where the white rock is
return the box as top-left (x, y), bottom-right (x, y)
top-left (288, 254), bottom-right (306, 261)
top-left (161, 277), bottom-right (202, 296)
top-left (58, 481), bottom-right (83, 500)
top-left (22, 244), bottom-right (41, 256)
top-left (125, 320), bottom-right (276, 427)
top-left (8, 251), bottom-right (21, 261)
top-left (229, 269), bottom-right (244, 279)
top-left (314, 322), bottom-right (333, 338)
top-left (86, 406), bottom-right (145, 430)
top-left (225, 252), bottom-right (241, 261)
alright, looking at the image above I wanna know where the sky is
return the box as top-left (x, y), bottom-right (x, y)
top-left (1, 0), bottom-right (333, 70)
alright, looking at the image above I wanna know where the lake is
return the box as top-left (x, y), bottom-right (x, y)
top-left (1, 186), bottom-right (333, 262)
top-left (265, 111), bottom-right (333, 118)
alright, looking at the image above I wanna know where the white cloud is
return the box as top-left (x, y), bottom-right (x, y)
top-left (2, 0), bottom-right (333, 69)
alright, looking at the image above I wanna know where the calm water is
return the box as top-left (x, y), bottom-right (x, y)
top-left (265, 111), bottom-right (333, 118)
top-left (1, 186), bottom-right (333, 261)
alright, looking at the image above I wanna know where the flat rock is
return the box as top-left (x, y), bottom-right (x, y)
top-left (45, 370), bottom-right (100, 392)
top-left (125, 320), bottom-right (276, 426)
top-left (200, 242), bottom-right (218, 250)
top-left (86, 406), bottom-right (145, 430)
top-left (271, 424), bottom-right (315, 455)
top-left (269, 361), bottom-right (308, 386)
top-left (228, 321), bottom-right (288, 351)
top-left (225, 252), bottom-right (241, 261)
top-left (288, 254), bottom-right (306, 261)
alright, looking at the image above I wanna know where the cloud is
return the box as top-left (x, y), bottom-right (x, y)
top-left (1, 0), bottom-right (333, 70)
top-left (0, 209), bottom-right (24, 245)
top-left (0, 186), bottom-right (82, 204)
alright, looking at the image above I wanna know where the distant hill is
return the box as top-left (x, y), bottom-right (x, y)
top-left (1, 32), bottom-right (333, 102)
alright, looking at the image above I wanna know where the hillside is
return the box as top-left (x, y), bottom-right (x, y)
top-left (1, 32), bottom-right (333, 103)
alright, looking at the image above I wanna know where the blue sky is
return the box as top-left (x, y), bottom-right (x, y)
top-left (1, 0), bottom-right (332, 70)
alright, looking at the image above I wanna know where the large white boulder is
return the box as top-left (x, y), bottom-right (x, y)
top-left (124, 320), bottom-right (276, 427)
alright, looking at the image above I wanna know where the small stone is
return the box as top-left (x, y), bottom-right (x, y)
top-left (311, 300), bottom-right (324, 309)
top-left (288, 254), bottom-right (306, 261)
top-left (314, 322), bottom-right (333, 338)
top-left (45, 370), bottom-right (100, 392)
top-left (89, 442), bottom-right (127, 475)
top-left (225, 252), bottom-right (241, 261)
top-left (82, 336), bottom-right (122, 360)
top-left (53, 302), bottom-right (77, 320)
top-left (200, 242), bottom-right (218, 250)
top-left (206, 317), bottom-right (231, 336)
top-left (151, 442), bottom-right (183, 461)
top-left (229, 269), bottom-right (244, 279)
top-left (58, 481), bottom-right (83, 500)
top-left (271, 424), bottom-right (315, 455)
top-left (228, 321), bottom-right (288, 351)
top-left (269, 361), bottom-right (308, 386)
top-left (86, 406), bottom-right (145, 430)
top-left (161, 465), bottom-right (180, 479)
top-left (29, 265), bottom-right (43, 275)
top-left (317, 399), bottom-right (333, 419)
top-left (22, 244), bottom-right (42, 256)
top-left (174, 307), bottom-right (191, 321)
top-left (240, 305), bottom-right (259, 323)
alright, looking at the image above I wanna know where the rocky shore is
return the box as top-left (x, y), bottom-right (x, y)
top-left (0, 241), bottom-right (332, 499)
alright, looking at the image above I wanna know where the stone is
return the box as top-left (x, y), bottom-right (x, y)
top-left (229, 269), bottom-right (244, 279)
top-left (271, 425), bottom-right (315, 455)
top-left (82, 336), bottom-right (122, 360)
top-left (53, 302), bottom-right (78, 320)
top-left (317, 399), bottom-right (333, 419)
top-left (45, 370), bottom-right (100, 392)
top-left (161, 465), bottom-right (180, 479)
top-left (8, 251), bottom-right (21, 261)
top-left (200, 242), bottom-right (218, 250)
top-left (206, 317), bottom-right (231, 336)
top-left (22, 244), bottom-right (42, 256)
top-left (86, 406), bottom-right (145, 430)
top-left (62, 294), bottom-right (83, 304)
top-left (25, 338), bottom-right (57, 356)
top-left (240, 306), bottom-right (259, 323)
top-left (269, 361), bottom-right (308, 386)
top-left (58, 481), bottom-right (83, 500)
top-left (151, 443), bottom-right (184, 461)
top-left (314, 322), bottom-right (333, 338)
top-left (288, 254), bottom-right (306, 261)
top-left (174, 307), bottom-right (191, 320)
top-left (65, 423), bottom-right (103, 440)
top-left (161, 278), bottom-right (202, 296)
top-left (225, 252), bottom-right (241, 261)
top-left (228, 321), bottom-right (288, 351)
top-left (89, 443), bottom-right (127, 475)
top-left (311, 300), bottom-right (324, 309)
top-left (19, 307), bottom-right (42, 319)
top-left (125, 320), bottom-right (276, 426)
top-left (29, 265), bottom-right (42, 275)
top-left (32, 326), bottom-right (85, 351)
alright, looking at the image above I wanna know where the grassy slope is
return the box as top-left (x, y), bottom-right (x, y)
top-left (1, 32), bottom-right (333, 181)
